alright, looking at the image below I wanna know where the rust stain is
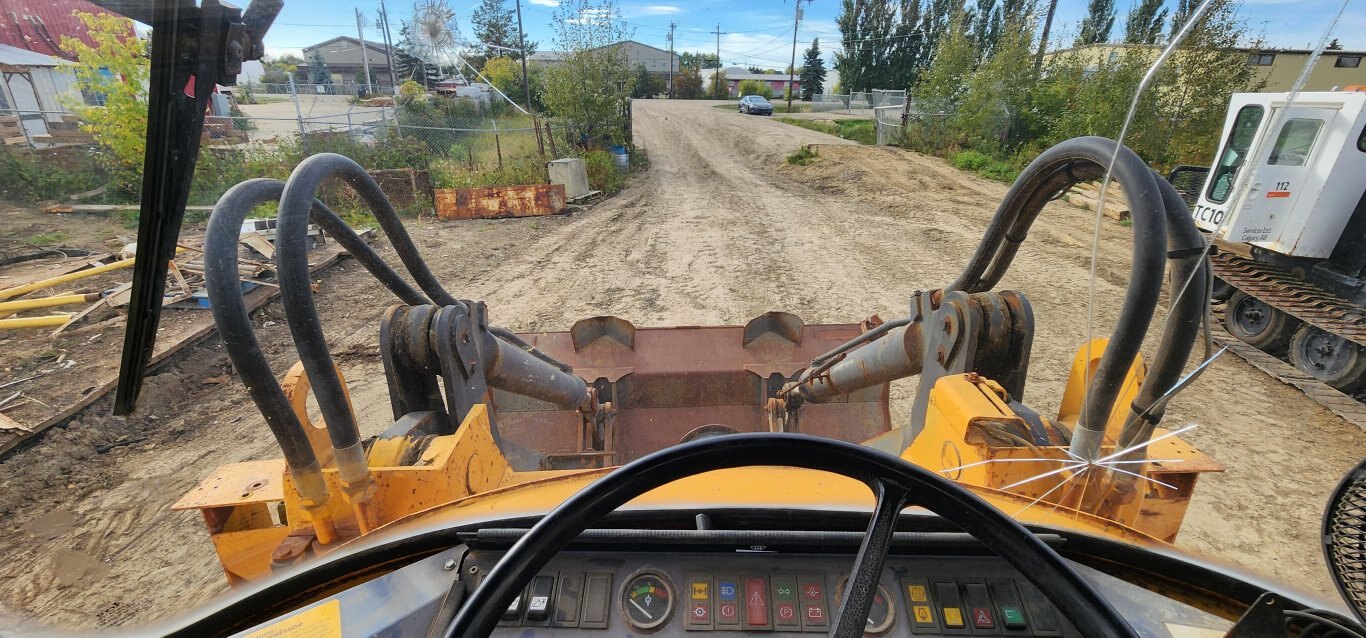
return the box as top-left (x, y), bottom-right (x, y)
top-left (435, 184), bottom-right (568, 220)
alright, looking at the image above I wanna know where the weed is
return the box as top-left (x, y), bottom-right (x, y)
top-left (786, 146), bottom-right (819, 166)
top-left (774, 118), bottom-right (876, 145)
top-left (951, 150), bottom-right (1018, 183)
top-left (26, 231), bottom-right (71, 246)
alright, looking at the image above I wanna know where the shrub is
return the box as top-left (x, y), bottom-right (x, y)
top-left (786, 145), bottom-right (819, 166)
top-left (737, 79), bottom-right (774, 99)
top-left (583, 150), bottom-right (625, 193)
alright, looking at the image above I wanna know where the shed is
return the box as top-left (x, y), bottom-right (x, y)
top-left (0, 43), bottom-right (82, 144)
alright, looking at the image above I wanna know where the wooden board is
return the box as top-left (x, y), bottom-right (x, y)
top-left (435, 184), bottom-right (567, 220)
top-left (0, 234), bottom-right (369, 458)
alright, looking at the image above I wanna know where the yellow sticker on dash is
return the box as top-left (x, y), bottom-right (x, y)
top-left (692, 582), bottom-right (709, 599)
top-left (244, 599), bottom-right (342, 638)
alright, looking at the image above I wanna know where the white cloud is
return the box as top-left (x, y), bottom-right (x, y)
top-left (638, 4), bottom-right (682, 15)
top-left (528, 0), bottom-right (559, 6)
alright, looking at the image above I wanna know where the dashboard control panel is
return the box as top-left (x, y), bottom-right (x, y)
top-left (475, 552), bottom-right (1076, 636)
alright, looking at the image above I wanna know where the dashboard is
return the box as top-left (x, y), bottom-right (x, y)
top-left (227, 530), bottom-right (1235, 637)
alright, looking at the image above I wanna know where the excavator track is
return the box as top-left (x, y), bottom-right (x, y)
top-left (1212, 252), bottom-right (1366, 348)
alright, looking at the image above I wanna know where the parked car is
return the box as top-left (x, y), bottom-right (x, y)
top-left (738, 95), bottom-right (774, 116)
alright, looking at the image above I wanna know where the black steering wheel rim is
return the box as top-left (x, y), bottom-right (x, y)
top-left (445, 433), bottom-right (1136, 637)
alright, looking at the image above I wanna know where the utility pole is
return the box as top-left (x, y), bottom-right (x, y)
top-left (514, 0), bottom-right (533, 112)
top-left (378, 0), bottom-right (399, 94)
top-left (711, 23), bottom-right (726, 98)
top-left (787, 0), bottom-right (810, 112)
top-left (1034, 0), bottom-right (1059, 71)
top-left (356, 8), bottom-right (374, 94)
top-left (667, 21), bottom-right (676, 97)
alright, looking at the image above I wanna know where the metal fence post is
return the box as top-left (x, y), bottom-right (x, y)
top-left (289, 75), bottom-right (306, 144)
top-left (492, 119), bottom-right (503, 170)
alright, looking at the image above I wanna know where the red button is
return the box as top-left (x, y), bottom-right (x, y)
top-left (803, 603), bottom-right (827, 626)
top-left (800, 581), bottom-right (823, 601)
top-left (744, 578), bottom-right (769, 627)
top-left (972, 606), bottom-right (995, 628)
top-left (718, 601), bottom-right (738, 622)
top-left (690, 602), bottom-right (710, 623)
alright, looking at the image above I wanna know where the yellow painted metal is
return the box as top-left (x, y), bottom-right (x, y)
top-left (0, 293), bottom-right (97, 313)
top-left (1056, 338), bottom-right (1147, 438)
top-left (0, 314), bottom-right (72, 329)
top-left (0, 248), bottom-right (184, 302)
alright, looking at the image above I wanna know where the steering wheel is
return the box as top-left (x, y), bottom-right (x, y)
top-left (444, 433), bottom-right (1137, 637)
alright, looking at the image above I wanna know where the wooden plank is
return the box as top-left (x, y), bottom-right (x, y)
top-left (44, 204), bottom-right (216, 214)
top-left (0, 235), bottom-right (368, 458)
top-left (434, 184), bottom-right (567, 220)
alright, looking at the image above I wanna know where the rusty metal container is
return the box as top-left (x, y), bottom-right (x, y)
top-left (435, 184), bottom-right (567, 220)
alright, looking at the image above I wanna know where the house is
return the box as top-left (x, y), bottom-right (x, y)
top-left (1046, 43), bottom-right (1366, 92)
top-left (298, 36), bottom-right (394, 87)
top-left (0, 0), bottom-right (131, 61)
top-left (701, 66), bottom-right (800, 99)
top-left (0, 43), bottom-right (85, 146)
top-left (528, 40), bottom-right (680, 78)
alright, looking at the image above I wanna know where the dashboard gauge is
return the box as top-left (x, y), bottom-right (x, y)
top-left (621, 571), bottom-right (674, 631)
top-left (836, 578), bottom-right (897, 635)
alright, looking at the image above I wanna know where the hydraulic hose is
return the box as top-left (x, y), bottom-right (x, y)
top-left (947, 137), bottom-right (1169, 461)
top-left (205, 179), bottom-right (337, 544)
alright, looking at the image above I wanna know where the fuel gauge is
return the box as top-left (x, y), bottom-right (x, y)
top-left (621, 571), bottom-right (674, 631)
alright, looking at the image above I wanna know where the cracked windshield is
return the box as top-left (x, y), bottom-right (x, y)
top-left (2, 0), bottom-right (1366, 636)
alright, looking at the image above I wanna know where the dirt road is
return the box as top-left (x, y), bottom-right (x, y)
top-left (2, 99), bottom-right (1361, 630)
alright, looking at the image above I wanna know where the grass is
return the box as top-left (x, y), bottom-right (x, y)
top-left (774, 118), bottom-right (877, 145)
top-left (786, 145), bottom-right (819, 166)
top-left (25, 231), bottom-right (70, 246)
top-left (950, 150), bottom-right (1019, 183)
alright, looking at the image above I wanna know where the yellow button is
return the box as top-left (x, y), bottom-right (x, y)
top-left (912, 605), bottom-right (935, 625)
top-left (943, 607), bottom-right (964, 628)
top-left (692, 582), bottom-right (709, 600)
top-left (908, 585), bottom-right (927, 602)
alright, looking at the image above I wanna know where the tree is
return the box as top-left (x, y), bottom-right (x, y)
top-left (799, 38), bottom-right (827, 99)
top-left (261, 53), bottom-right (302, 84)
top-left (708, 69), bottom-right (729, 98)
top-left (59, 12), bottom-right (146, 192)
top-left (482, 55), bottom-right (544, 110)
top-left (748, 65), bottom-right (766, 74)
top-left (1159, 0), bottom-right (1263, 164)
top-left (540, 0), bottom-right (635, 145)
top-left (968, 0), bottom-right (1002, 59)
top-left (674, 65), bottom-right (704, 98)
top-left (307, 49), bottom-right (333, 85)
top-left (1123, 0), bottom-right (1168, 44)
top-left (1076, 0), bottom-right (1116, 45)
top-left (737, 78), bottom-right (773, 99)
top-left (394, 22), bottom-right (441, 87)
top-left (680, 52), bottom-right (720, 69)
top-left (1327, 38), bottom-right (1343, 50)
top-left (471, 0), bottom-right (536, 66)
top-left (631, 64), bottom-right (663, 98)
top-left (915, 8), bottom-right (975, 112)
top-left (834, 0), bottom-right (896, 92)
top-left (1169, 0), bottom-right (1194, 39)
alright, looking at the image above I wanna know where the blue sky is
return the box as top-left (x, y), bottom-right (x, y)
top-left (261, 0), bottom-right (1364, 70)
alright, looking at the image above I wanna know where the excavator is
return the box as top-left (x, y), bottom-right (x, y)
top-left (1169, 88), bottom-right (1366, 393)
top-left (61, 0), bottom-right (1366, 636)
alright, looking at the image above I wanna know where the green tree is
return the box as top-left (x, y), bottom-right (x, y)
top-left (1123, 0), bottom-right (1168, 44)
top-left (261, 53), bottom-right (302, 84)
top-left (799, 38), bottom-right (827, 99)
top-left (1076, 0), bottom-right (1116, 45)
top-left (680, 52), bottom-right (720, 70)
top-left (967, 0), bottom-right (1002, 59)
top-left (1169, 0), bottom-right (1195, 38)
top-left (471, 0), bottom-right (536, 66)
top-left (835, 0), bottom-right (896, 92)
top-left (674, 65), bottom-right (704, 98)
top-left (59, 12), bottom-right (146, 192)
top-left (954, 15), bottom-right (1038, 149)
top-left (1159, 0), bottom-right (1263, 164)
top-left (915, 9), bottom-right (975, 112)
top-left (540, 0), bottom-right (635, 145)
top-left (394, 23), bottom-right (441, 87)
top-left (631, 64), bottom-right (663, 98)
top-left (708, 69), bottom-right (729, 98)
top-left (737, 78), bottom-right (773, 99)
top-left (307, 49), bottom-right (333, 85)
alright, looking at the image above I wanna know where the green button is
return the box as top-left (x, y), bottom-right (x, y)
top-left (1002, 606), bottom-right (1027, 629)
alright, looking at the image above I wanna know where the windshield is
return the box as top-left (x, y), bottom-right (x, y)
top-left (1, 0), bottom-right (1363, 633)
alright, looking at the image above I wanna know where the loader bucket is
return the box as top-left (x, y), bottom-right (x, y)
top-left (493, 312), bottom-right (892, 470)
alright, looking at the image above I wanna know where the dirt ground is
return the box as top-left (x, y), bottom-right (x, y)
top-left (2, 99), bottom-right (1363, 631)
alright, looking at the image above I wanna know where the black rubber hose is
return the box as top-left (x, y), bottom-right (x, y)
top-left (948, 137), bottom-right (1168, 447)
top-left (1117, 175), bottom-right (1209, 444)
top-left (205, 179), bottom-right (319, 472)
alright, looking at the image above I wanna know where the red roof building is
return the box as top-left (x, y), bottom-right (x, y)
top-left (0, 0), bottom-right (132, 61)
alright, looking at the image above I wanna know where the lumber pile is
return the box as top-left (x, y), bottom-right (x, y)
top-left (202, 117), bottom-right (249, 145)
top-left (0, 115), bottom-right (26, 146)
top-left (1064, 180), bottom-right (1130, 221)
